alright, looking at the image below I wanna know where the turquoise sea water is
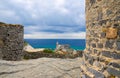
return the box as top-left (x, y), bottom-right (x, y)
top-left (25, 39), bottom-right (86, 50)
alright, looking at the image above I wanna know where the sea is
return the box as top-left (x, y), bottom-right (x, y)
top-left (25, 39), bottom-right (86, 50)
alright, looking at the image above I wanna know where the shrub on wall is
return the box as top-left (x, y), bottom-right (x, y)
top-left (43, 48), bottom-right (54, 53)
top-left (24, 41), bottom-right (28, 46)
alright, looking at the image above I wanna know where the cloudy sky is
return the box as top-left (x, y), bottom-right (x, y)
top-left (0, 0), bottom-right (85, 39)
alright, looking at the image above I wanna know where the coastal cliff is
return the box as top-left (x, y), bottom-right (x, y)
top-left (24, 41), bottom-right (34, 51)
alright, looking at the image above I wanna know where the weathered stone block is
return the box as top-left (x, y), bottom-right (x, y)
top-left (88, 58), bottom-right (94, 65)
top-left (84, 54), bottom-right (89, 61)
top-left (94, 49), bottom-right (97, 54)
top-left (87, 67), bottom-right (105, 78)
top-left (116, 41), bottom-right (120, 50)
top-left (82, 74), bottom-right (91, 78)
top-left (95, 39), bottom-right (99, 42)
top-left (116, 10), bottom-right (120, 14)
top-left (98, 43), bottom-right (103, 48)
top-left (99, 57), bottom-right (105, 62)
top-left (118, 30), bottom-right (120, 37)
top-left (87, 48), bottom-right (92, 54)
top-left (0, 49), bottom-right (2, 59)
top-left (106, 27), bottom-right (118, 39)
top-left (110, 62), bottom-right (120, 68)
top-left (107, 67), bottom-right (120, 77)
top-left (99, 20), bottom-right (107, 25)
top-left (92, 43), bottom-right (96, 48)
top-left (106, 10), bottom-right (113, 16)
top-left (101, 32), bottom-right (106, 38)
top-left (112, 53), bottom-right (120, 59)
top-left (101, 51), bottom-right (111, 58)
top-left (102, 51), bottom-right (120, 59)
top-left (93, 61), bottom-right (101, 67)
top-left (105, 40), bottom-right (114, 49)
top-left (114, 16), bottom-right (120, 21)
top-left (114, 23), bottom-right (119, 27)
top-left (90, 0), bottom-right (96, 5)
top-left (97, 12), bottom-right (103, 21)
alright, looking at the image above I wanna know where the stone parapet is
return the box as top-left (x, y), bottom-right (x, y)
top-left (0, 22), bottom-right (24, 61)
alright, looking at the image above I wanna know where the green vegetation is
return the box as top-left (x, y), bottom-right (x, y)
top-left (43, 48), bottom-right (54, 53)
top-left (0, 22), bottom-right (5, 24)
top-left (24, 41), bottom-right (28, 46)
top-left (23, 55), bottom-right (30, 60)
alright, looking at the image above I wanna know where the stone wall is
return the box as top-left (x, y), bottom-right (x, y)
top-left (81, 0), bottom-right (120, 78)
top-left (23, 50), bottom-right (83, 59)
top-left (0, 22), bottom-right (23, 61)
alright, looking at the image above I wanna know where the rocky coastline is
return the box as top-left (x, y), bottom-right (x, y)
top-left (23, 42), bottom-right (83, 60)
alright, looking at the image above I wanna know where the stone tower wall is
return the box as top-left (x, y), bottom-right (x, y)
top-left (81, 0), bottom-right (120, 78)
top-left (0, 22), bottom-right (23, 61)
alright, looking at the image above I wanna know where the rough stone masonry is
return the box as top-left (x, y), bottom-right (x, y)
top-left (0, 0), bottom-right (120, 78)
top-left (0, 22), bottom-right (23, 61)
top-left (81, 0), bottom-right (120, 78)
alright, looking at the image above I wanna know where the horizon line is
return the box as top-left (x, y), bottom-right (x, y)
top-left (24, 38), bottom-right (86, 39)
